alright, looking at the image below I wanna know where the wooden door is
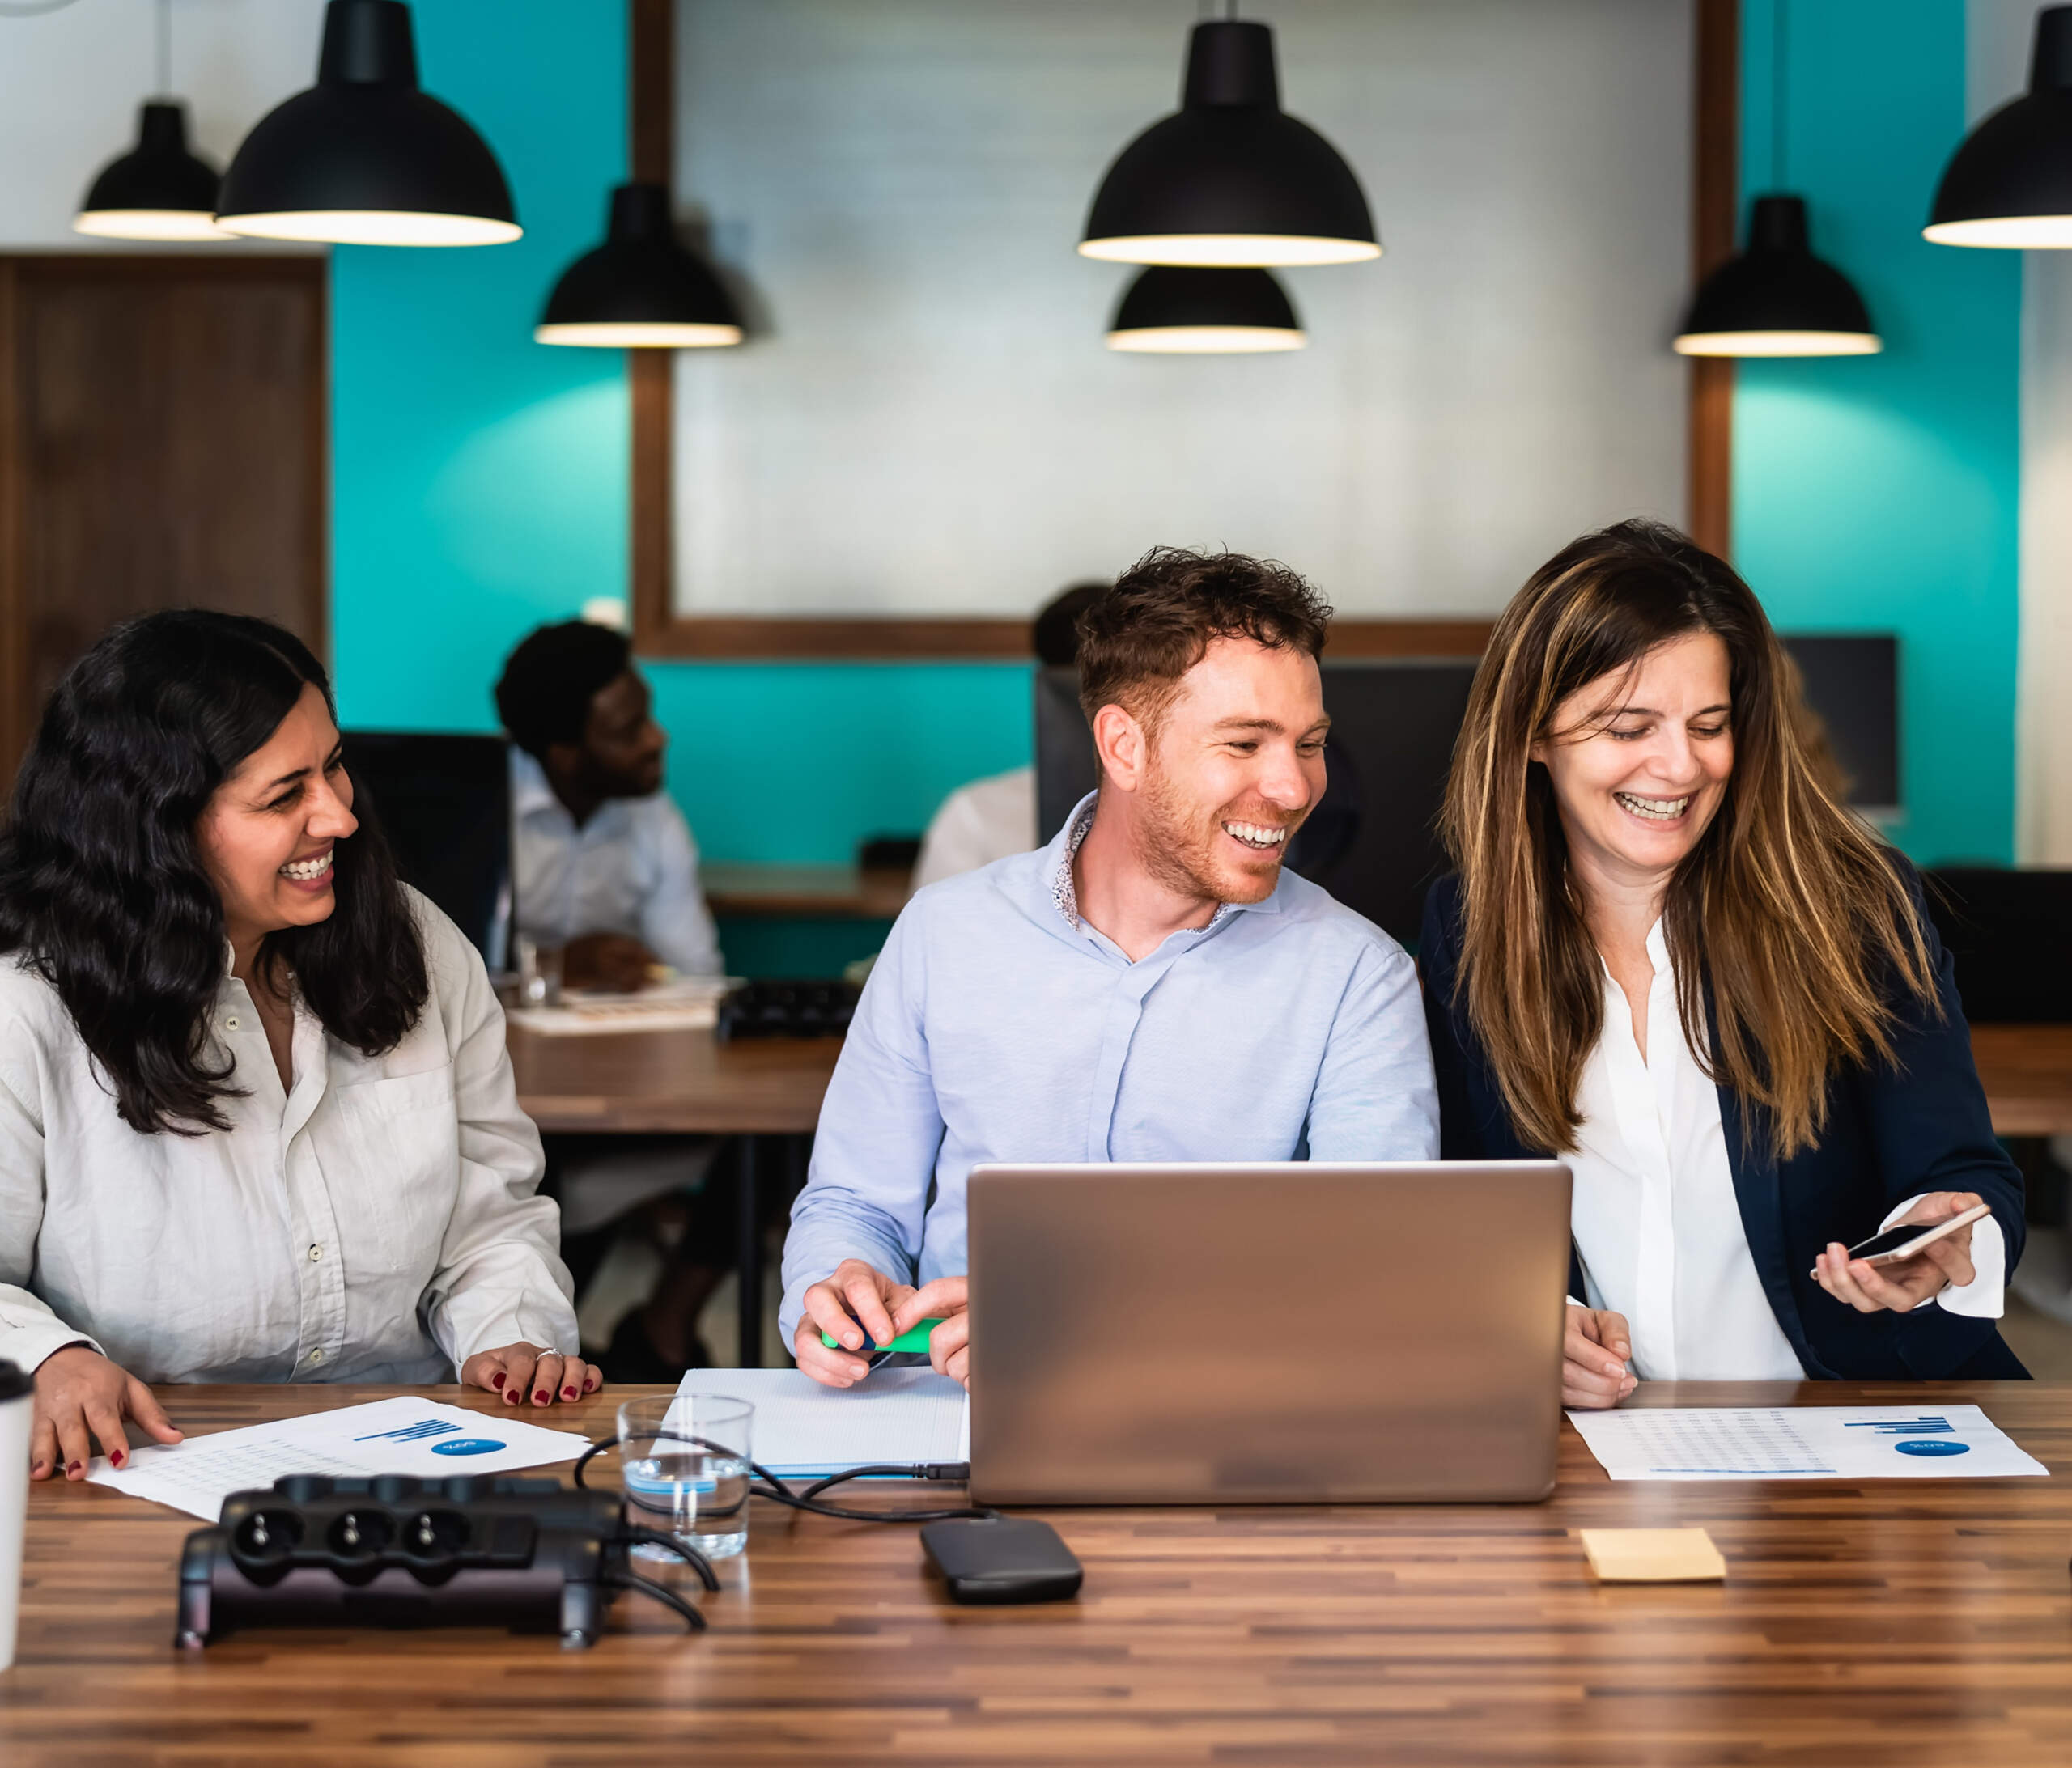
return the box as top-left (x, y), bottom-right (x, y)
top-left (0, 254), bottom-right (326, 780)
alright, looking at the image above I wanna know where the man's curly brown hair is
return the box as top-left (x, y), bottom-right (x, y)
top-left (1074, 546), bottom-right (1333, 736)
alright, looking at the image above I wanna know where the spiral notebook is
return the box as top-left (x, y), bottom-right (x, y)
top-left (673, 1366), bottom-right (970, 1477)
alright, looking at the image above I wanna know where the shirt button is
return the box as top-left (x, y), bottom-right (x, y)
top-left (224, 1015), bottom-right (241, 1031)
top-left (308, 1244), bottom-right (323, 1263)
top-left (307, 1349), bottom-right (325, 1366)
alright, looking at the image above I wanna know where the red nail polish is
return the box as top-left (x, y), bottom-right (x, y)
top-left (111, 1449), bottom-right (125, 1468)
top-left (490, 1372), bottom-right (505, 1390)
top-left (533, 1390), bottom-right (548, 1403)
top-left (66, 1460), bottom-right (81, 1475)
top-left (563, 1385), bottom-right (576, 1399)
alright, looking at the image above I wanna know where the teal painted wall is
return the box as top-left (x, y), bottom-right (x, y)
top-left (1733, 0), bottom-right (2021, 864)
top-left (332, 2), bottom-right (2024, 888)
top-left (329, 1), bottom-right (1032, 888)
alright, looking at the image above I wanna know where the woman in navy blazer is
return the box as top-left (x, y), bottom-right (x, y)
top-left (1420, 522), bottom-right (2024, 1403)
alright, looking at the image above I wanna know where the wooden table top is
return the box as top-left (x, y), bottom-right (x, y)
top-left (6, 1379), bottom-right (2071, 1765)
top-left (508, 1023), bottom-right (839, 1134)
top-left (701, 862), bottom-right (912, 921)
top-left (1969, 1022), bottom-right (2072, 1135)
top-left (508, 1020), bottom-right (2072, 1141)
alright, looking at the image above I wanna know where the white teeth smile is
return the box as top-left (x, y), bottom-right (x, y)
top-left (1615, 792), bottom-right (1690, 821)
top-left (279, 852), bottom-right (333, 881)
top-left (1223, 820), bottom-right (1288, 850)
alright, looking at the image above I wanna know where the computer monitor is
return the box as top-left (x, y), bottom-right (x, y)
top-left (342, 731), bottom-right (512, 967)
top-left (1036, 660), bottom-right (1478, 945)
top-left (1778, 634), bottom-right (1900, 818)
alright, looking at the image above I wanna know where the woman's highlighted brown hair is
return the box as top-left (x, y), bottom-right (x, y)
top-left (1439, 519), bottom-right (1933, 1162)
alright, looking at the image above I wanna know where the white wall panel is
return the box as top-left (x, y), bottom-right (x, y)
top-left (0, 0), bottom-right (329, 248)
top-left (672, 0), bottom-right (1693, 619)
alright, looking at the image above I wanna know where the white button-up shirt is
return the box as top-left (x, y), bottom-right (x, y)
top-left (509, 749), bottom-right (722, 977)
top-left (911, 766), bottom-right (1038, 891)
top-left (1569, 918), bottom-right (2004, 1380)
top-left (0, 894), bottom-right (578, 1383)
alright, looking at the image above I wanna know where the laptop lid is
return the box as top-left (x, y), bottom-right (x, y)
top-left (966, 1161), bottom-right (1572, 1506)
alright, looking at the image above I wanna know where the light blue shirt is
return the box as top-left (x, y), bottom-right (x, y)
top-left (508, 749), bottom-right (723, 977)
top-left (777, 793), bottom-right (1441, 1348)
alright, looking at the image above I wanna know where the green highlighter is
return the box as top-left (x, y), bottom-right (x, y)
top-left (821, 1318), bottom-right (945, 1355)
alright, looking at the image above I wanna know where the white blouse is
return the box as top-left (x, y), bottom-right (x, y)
top-left (0, 892), bottom-right (578, 1384)
top-left (1569, 918), bottom-right (2004, 1380)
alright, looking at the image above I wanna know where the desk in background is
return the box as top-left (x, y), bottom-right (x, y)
top-left (508, 1022), bottom-right (2072, 1367)
top-left (509, 1024), bottom-right (838, 1367)
top-left (9, 1379), bottom-right (2072, 1763)
top-left (702, 862), bottom-right (911, 981)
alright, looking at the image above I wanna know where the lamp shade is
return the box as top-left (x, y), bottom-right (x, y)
top-left (1926, 4), bottom-right (2072, 247)
top-left (536, 184), bottom-right (743, 348)
top-left (1672, 196), bottom-right (1881, 357)
top-left (216, 0), bottom-right (518, 246)
top-left (1081, 20), bottom-right (1378, 267)
top-left (74, 100), bottom-right (227, 240)
top-left (1106, 265), bottom-right (1305, 353)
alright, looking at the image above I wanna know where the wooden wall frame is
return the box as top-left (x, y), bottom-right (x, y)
top-left (630, 0), bottom-right (1737, 660)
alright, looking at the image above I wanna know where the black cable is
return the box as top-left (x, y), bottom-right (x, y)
top-left (798, 1462), bottom-right (971, 1504)
top-left (603, 1569), bottom-right (707, 1631)
top-left (748, 1458), bottom-right (995, 1524)
top-left (621, 1525), bottom-right (720, 1591)
top-left (576, 1433), bottom-right (991, 1525)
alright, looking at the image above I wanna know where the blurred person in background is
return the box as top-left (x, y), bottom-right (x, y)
top-left (495, 618), bottom-right (728, 1380)
top-left (495, 619), bottom-right (721, 990)
top-left (910, 583), bottom-right (1105, 890)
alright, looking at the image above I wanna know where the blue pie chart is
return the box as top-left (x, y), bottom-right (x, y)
top-left (1894, 1439), bottom-right (1968, 1457)
top-left (431, 1438), bottom-right (506, 1456)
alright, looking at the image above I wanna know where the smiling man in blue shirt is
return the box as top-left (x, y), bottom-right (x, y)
top-left (779, 547), bottom-right (1440, 1387)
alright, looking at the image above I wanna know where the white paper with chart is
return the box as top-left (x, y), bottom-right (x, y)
top-left (85, 1397), bottom-right (589, 1520)
top-left (1568, 1404), bottom-right (2049, 1481)
top-left (673, 1367), bottom-right (969, 1477)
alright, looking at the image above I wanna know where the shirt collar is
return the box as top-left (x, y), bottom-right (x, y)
top-left (1042, 791), bottom-right (1282, 934)
top-left (510, 747), bottom-right (567, 823)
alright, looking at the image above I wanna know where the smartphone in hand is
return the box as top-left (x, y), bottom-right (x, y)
top-left (1844, 1202), bottom-right (1991, 1268)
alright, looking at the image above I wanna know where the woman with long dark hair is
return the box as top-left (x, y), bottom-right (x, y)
top-left (1421, 521), bottom-right (2024, 1404)
top-left (0, 612), bottom-right (598, 1482)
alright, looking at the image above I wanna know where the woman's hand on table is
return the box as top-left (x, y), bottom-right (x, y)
top-left (1812, 1190), bottom-right (1985, 1314)
top-left (461, 1343), bottom-right (603, 1406)
top-left (1562, 1305), bottom-right (1637, 1409)
top-left (31, 1345), bottom-right (182, 1480)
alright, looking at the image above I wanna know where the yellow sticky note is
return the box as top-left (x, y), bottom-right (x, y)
top-left (1578, 1528), bottom-right (1726, 1583)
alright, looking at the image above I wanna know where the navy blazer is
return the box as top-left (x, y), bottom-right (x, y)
top-left (1418, 871), bottom-right (2027, 1380)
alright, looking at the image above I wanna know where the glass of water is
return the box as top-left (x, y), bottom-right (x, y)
top-left (617, 1394), bottom-right (754, 1562)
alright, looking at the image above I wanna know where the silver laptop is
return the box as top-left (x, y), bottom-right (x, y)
top-left (966, 1160), bottom-right (1573, 1506)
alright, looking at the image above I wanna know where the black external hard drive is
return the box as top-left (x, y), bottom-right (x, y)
top-left (920, 1517), bottom-right (1082, 1605)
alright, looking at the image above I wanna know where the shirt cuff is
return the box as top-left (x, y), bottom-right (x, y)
top-left (2, 1321), bottom-right (104, 1376)
top-left (1878, 1196), bottom-right (2006, 1319)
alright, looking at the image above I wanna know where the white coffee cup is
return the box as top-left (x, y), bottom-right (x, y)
top-left (0, 1359), bottom-right (28, 1673)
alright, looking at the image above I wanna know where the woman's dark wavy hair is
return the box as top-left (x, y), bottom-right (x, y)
top-left (0, 611), bottom-right (429, 1134)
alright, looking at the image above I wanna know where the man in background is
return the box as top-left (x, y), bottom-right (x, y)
top-left (495, 619), bottom-right (722, 988)
top-left (495, 618), bottom-right (725, 1379)
top-left (909, 582), bottom-right (1104, 890)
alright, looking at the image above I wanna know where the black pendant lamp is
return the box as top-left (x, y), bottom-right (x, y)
top-left (537, 184), bottom-right (743, 349)
top-left (1081, 17), bottom-right (1378, 267)
top-left (1673, 196), bottom-right (1880, 356)
top-left (1106, 265), bottom-right (1304, 353)
top-left (1926, 4), bottom-right (2072, 248)
top-left (1672, 0), bottom-right (1878, 357)
top-left (216, 0), bottom-right (518, 247)
top-left (75, 2), bottom-right (224, 240)
top-left (76, 101), bottom-right (224, 240)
